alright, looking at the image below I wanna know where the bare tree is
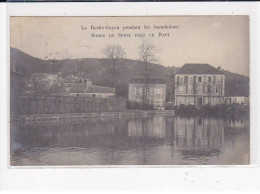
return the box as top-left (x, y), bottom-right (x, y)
top-left (207, 82), bottom-right (212, 105)
top-left (193, 76), bottom-right (198, 106)
top-left (102, 44), bottom-right (125, 88)
top-left (216, 76), bottom-right (225, 104)
top-left (138, 38), bottom-right (159, 77)
top-left (26, 73), bottom-right (48, 95)
top-left (138, 38), bottom-right (159, 106)
top-left (169, 66), bottom-right (176, 103)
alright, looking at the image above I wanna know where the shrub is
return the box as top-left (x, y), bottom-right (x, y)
top-left (126, 101), bottom-right (154, 110)
top-left (176, 104), bottom-right (198, 115)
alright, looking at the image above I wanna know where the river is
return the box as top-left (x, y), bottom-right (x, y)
top-left (10, 115), bottom-right (249, 166)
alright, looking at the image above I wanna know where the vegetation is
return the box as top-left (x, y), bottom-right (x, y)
top-left (126, 101), bottom-right (154, 110)
top-left (101, 44), bottom-right (125, 88)
top-left (172, 103), bottom-right (249, 117)
top-left (138, 39), bottom-right (159, 106)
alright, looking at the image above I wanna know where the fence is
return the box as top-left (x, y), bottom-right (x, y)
top-left (12, 96), bottom-right (126, 115)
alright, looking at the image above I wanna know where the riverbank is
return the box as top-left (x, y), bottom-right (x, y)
top-left (11, 110), bottom-right (175, 123)
top-left (172, 104), bottom-right (249, 118)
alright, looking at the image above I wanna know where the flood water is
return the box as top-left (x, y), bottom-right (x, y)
top-left (10, 116), bottom-right (250, 166)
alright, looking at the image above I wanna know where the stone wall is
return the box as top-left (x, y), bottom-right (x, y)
top-left (12, 96), bottom-right (126, 115)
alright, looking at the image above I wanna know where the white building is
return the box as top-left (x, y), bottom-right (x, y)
top-left (128, 77), bottom-right (166, 109)
top-left (174, 63), bottom-right (225, 106)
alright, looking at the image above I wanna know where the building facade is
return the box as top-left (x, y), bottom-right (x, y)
top-left (227, 96), bottom-right (249, 105)
top-left (174, 63), bottom-right (225, 106)
top-left (128, 77), bottom-right (166, 109)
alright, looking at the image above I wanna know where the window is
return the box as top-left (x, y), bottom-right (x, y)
top-left (179, 86), bottom-right (183, 94)
top-left (184, 76), bottom-right (188, 84)
top-left (66, 86), bottom-right (71, 92)
top-left (203, 76), bottom-right (206, 83)
top-left (185, 85), bottom-right (188, 94)
top-left (198, 118), bottom-right (202, 125)
top-left (176, 86), bottom-right (179, 93)
top-left (203, 85), bottom-right (206, 94)
top-left (213, 76), bottom-right (216, 84)
top-left (179, 76), bottom-right (184, 84)
top-left (147, 87), bottom-right (151, 97)
top-left (212, 86), bottom-right (216, 94)
top-left (208, 77), bottom-right (211, 83)
top-left (197, 98), bottom-right (203, 106)
top-left (193, 76), bottom-right (197, 83)
top-left (198, 77), bottom-right (202, 83)
top-left (207, 85), bottom-right (211, 94)
top-left (92, 94), bottom-right (96, 98)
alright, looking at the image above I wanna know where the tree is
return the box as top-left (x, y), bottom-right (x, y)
top-left (26, 73), bottom-right (48, 95)
top-left (207, 82), bottom-right (212, 105)
top-left (193, 76), bottom-right (198, 106)
top-left (25, 73), bottom-right (61, 95)
top-left (169, 66), bottom-right (176, 103)
top-left (216, 76), bottom-right (225, 104)
top-left (102, 44), bottom-right (125, 88)
top-left (138, 38), bottom-right (159, 105)
top-left (138, 38), bottom-right (159, 77)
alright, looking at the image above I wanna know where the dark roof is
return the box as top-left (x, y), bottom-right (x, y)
top-left (129, 77), bottom-right (166, 84)
top-left (51, 83), bottom-right (114, 94)
top-left (175, 63), bottom-right (224, 75)
top-left (49, 83), bottom-right (67, 93)
top-left (85, 85), bottom-right (114, 93)
top-left (69, 83), bottom-right (84, 93)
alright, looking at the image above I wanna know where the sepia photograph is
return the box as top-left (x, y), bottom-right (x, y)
top-left (10, 16), bottom-right (250, 166)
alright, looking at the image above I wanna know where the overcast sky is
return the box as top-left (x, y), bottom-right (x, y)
top-left (11, 16), bottom-right (249, 76)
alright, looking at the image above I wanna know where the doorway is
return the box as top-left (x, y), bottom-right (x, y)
top-left (197, 97), bottom-right (203, 106)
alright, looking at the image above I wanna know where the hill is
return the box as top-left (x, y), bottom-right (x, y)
top-left (222, 70), bottom-right (249, 97)
top-left (10, 47), bottom-right (174, 98)
top-left (10, 47), bottom-right (249, 99)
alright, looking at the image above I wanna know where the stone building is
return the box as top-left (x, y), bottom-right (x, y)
top-left (174, 63), bottom-right (225, 106)
top-left (128, 77), bottom-right (166, 109)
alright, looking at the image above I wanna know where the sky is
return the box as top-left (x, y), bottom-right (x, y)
top-left (11, 16), bottom-right (249, 76)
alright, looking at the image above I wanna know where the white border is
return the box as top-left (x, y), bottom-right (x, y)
top-left (1, 2), bottom-right (260, 190)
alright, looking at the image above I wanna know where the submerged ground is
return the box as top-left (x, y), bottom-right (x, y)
top-left (10, 115), bottom-right (249, 166)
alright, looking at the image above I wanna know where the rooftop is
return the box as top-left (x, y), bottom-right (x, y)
top-left (175, 63), bottom-right (225, 75)
top-left (85, 84), bottom-right (114, 93)
top-left (129, 77), bottom-right (166, 84)
top-left (50, 83), bottom-right (115, 94)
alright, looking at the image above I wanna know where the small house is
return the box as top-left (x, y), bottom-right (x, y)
top-left (50, 77), bottom-right (115, 98)
top-left (128, 77), bottom-right (166, 109)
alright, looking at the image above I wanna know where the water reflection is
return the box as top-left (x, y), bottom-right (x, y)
top-left (173, 117), bottom-right (224, 157)
top-left (10, 116), bottom-right (249, 165)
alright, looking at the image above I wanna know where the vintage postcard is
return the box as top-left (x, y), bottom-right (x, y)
top-left (10, 16), bottom-right (250, 166)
